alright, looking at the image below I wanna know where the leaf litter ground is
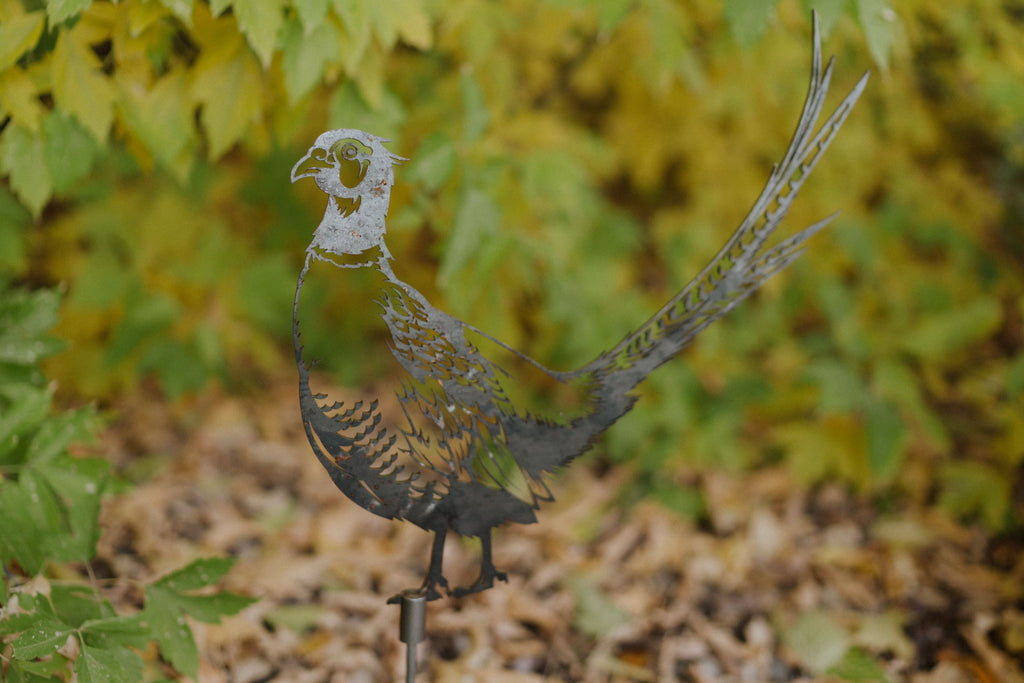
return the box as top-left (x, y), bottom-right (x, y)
top-left (92, 378), bottom-right (1024, 682)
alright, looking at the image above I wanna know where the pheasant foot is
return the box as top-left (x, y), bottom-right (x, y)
top-left (451, 529), bottom-right (507, 598)
top-left (451, 567), bottom-right (507, 598)
top-left (388, 527), bottom-right (449, 604)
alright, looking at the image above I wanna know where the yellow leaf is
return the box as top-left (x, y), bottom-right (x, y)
top-left (396, 0), bottom-right (432, 50)
top-left (233, 0), bottom-right (284, 67)
top-left (367, 0), bottom-right (397, 48)
top-left (0, 10), bottom-right (45, 71)
top-left (334, 0), bottom-right (371, 74)
top-left (0, 67), bottom-right (45, 131)
top-left (76, 1), bottom-right (118, 45)
top-left (191, 34), bottom-right (264, 159)
top-left (190, 1), bottom-right (241, 54)
top-left (127, 0), bottom-right (170, 37)
top-left (51, 30), bottom-right (115, 143)
top-left (0, 124), bottom-right (52, 217)
top-left (45, 0), bottom-right (91, 24)
top-left (118, 69), bottom-right (195, 177)
top-left (159, 0), bottom-right (192, 24)
top-left (352, 45), bottom-right (383, 109)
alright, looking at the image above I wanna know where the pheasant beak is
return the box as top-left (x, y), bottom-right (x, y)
top-left (291, 148), bottom-right (328, 183)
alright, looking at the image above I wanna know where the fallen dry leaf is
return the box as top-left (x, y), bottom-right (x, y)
top-left (76, 377), bottom-right (1024, 680)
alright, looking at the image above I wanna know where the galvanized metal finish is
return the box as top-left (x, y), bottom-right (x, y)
top-left (292, 18), bottom-right (868, 604)
top-left (399, 590), bottom-right (427, 681)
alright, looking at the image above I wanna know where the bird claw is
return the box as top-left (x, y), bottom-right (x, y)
top-left (451, 569), bottom-right (508, 598)
top-left (387, 575), bottom-right (449, 604)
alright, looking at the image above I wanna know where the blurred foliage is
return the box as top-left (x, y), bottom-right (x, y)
top-left (0, 0), bottom-right (1021, 533)
top-left (0, 282), bottom-right (255, 682)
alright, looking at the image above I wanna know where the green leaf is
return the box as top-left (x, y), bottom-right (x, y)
top-left (191, 33), bottom-right (264, 159)
top-left (0, 188), bottom-right (30, 273)
top-left (0, 124), bottom-right (52, 217)
top-left (394, 0), bottom-right (432, 49)
top-left (75, 642), bottom-right (144, 683)
top-left (35, 455), bottom-right (110, 559)
top-left (596, 0), bottom-right (633, 34)
top-left (0, 287), bottom-right (62, 361)
top-left (143, 556), bottom-right (256, 677)
top-left (366, 0), bottom-right (398, 47)
top-left (900, 296), bottom-right (1001, 359)
top-left (159, 0), bottom-right (194, 22)
top-left (939, 461), bottom-right (1011, 530)
top-left (155, 557), bottom-right (239, 591)
top-left (826, 647), bottom-right (889, 682)
top-left (14, 465), bottom-right (99, 564)
top-left (865, 399), bottom-right (907, 482)
top-left (294, 0), bottom-right (329, 34)
top-left (783, 610), bottom-right (850, 674)
top-left (118, 70), bottom-right (195, 174)
top-left (439, 186), bottom-right (500, 288)
top-left (51, 31), bottom-right (116, 143)
top-left (852, 611), bottom-right (915, 661)
top-left (67, 247), bottom-right (131, 310)
top-left (460, 68), bottom-right (489, 146)
top-left (80, 614), bottom-right (152, 650)
top-left (327, 81), bottom-right (406, 136)
top-left (45, 0), bottom-right (92, 24)
top-left (567, 574), bottom-right (630, 638)
top-left (804, 359), bottom-right (864, 414)
top-left (0, 384), bottom-right (51, 462)
top-left (145, 585), bottom-right (200, 679)
top-left (521, 150), bottom-right (594, 229)
top-left (0, 480), bottom-right (49, 573)
top-left (803, 0), bottom-right (845, 37)
top-left (104, 290), bottom-right (180, 366)
top-left (10, 655), bottom-right (74, 680)
top-left (138, 338), bottom-right (210, 398)
top-left (263, 603), bottom-right (326, 632)
top-left (0, 11), bottom-right (46, 71)
top-left (872, 360), bottom-right (948, 451)
top-left (0, 612), bottom-right (39, 635)
top-left (164, 590), bottom-right (257, 624)
top-left (652, 483), bottom-right (705, 520)
top-left (42, 110), bottom-right (99, 195)
top-left (49, 585), bottom-right (111, 627)
top-left (855, 0), bottom-right (899, 69)
top-left (280, 16), bottom-right (340, 104)
top-left (404, 133), bottom-right (456, 191)
top-left (1006, 353), bottom-right (1024, 398)
top-left (724, 0), bottom-right (779, 47)
top-left (237, 253), bottom-right (296, 334)
top-left (646, 0), bottom-right (699, 89)
top-left (11, 615), bottom-right (72, 659)
top-left (233, 0), bottom-right (285, 66)
top-left (333, 0), bottom-right (372, 72)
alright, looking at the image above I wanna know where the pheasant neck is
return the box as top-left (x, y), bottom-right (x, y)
top-left (308, 193), bottom-right (391, 266)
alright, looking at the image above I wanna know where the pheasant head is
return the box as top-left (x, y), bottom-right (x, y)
top-left (291, 129), bottom-right (404, 260)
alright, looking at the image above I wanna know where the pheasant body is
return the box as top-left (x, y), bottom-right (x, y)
top-left (292, 23), bottom-right (868, 602)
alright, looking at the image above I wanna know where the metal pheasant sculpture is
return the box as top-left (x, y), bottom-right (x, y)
top-left (292, 22), bottom-right (868, 603)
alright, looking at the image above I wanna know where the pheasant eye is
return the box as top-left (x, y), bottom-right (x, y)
top-left (341, 143), bottom-right (359, 160)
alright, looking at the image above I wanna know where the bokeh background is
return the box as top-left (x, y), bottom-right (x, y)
top-left (1, 0), bottom-right (1022, 680)
top-left (4, 0), bottom-right (1020, 526)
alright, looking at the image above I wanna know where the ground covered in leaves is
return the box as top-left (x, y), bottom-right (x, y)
top-left (93, 379), bottom-right (1024, 682)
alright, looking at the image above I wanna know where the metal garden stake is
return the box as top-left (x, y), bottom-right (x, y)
top-left (290, 14), bottom-right (867, 676)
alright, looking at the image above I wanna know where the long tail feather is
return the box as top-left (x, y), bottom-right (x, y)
top-left (584, 17), bottom-right (868, 389)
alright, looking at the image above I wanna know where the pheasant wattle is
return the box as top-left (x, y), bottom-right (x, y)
top-left (292, 23), bottom-right (868, 603)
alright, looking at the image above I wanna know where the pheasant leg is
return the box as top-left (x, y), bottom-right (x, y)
top-left (389, 528), bottom-right (449, 604)
top-left (452, 530), bottom-right (508, 598)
